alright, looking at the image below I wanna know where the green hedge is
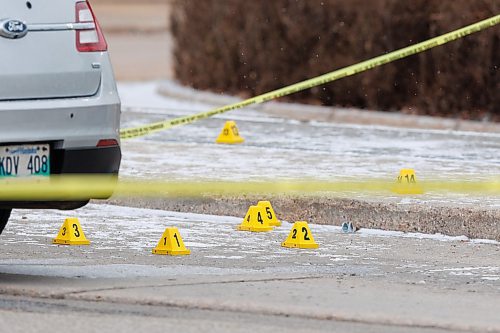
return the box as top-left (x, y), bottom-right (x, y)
top-left (171, 0), bottom-right (499, 120)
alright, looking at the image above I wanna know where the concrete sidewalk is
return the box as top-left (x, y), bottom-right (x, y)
top-left (0, 204), bottom-right (499, 332)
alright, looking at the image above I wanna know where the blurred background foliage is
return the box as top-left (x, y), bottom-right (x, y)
top-left (171, 0), bottom-right (499, 120)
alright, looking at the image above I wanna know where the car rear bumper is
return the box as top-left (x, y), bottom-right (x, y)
top-left (52, 145), bottom-right (121, 174)
top-left (0, 100), bottom-right (121, 149)
top-left (0, 145), bottom-right (121, 209)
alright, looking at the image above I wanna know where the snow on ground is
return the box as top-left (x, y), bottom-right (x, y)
top-left (1, 204), bottom-right (498, 281)
top-left (117, 82), bottom-right (500, 208)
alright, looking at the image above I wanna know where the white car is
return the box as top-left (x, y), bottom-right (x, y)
top-left (0, 0), bottom-right (121, 233)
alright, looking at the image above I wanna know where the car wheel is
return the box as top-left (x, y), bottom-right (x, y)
top-left (0, 209), bottom-right (12, 235)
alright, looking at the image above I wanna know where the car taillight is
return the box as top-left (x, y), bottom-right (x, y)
top-left (75, 1), bottom-right (107, 52)
top-left (97, 139), bottom-right (119, 147)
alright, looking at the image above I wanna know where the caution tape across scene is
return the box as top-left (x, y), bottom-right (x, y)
top-left (119, 15), bottom-right (500, 139)
top-left (2, 176), bottom-right (500, 200)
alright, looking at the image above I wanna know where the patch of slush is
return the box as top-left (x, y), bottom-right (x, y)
top-left (205, 255), bottom-right (246, 260)
top-left (428, 266), bottom-right (499, 273)
top-left (482, 276), bottom-right (500, 281)
top-left (427, 266), bottom-right (500, 281)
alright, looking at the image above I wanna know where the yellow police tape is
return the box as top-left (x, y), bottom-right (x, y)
top-left (2, 176), bottom-right (500, 200)
top-left (120, 15), bottom-right (500, 140)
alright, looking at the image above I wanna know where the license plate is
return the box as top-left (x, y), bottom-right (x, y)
top-left (0, 144), bottom-right (50, 178)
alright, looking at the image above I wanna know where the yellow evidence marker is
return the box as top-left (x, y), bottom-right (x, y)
top-left (216, 120), bottom-right (244, 144)
top-left (392, 168), bottom-right (424, 195)
top-left (238, 205), bottom-right (274, 232)
top-left (282, 221), bottom-right (319, 249)
top-left (53, 217), bottom-right (90, 245)
top-left (152, 227), bottom-right (190, 255)
top-left (257, 201), bottom-right (281, 227)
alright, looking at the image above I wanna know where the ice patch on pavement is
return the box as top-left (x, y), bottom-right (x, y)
top-left (427, 266), bottom-right (500, 282)
top-left (205, 255), bottom-right (245, 260)
top-left (482, 276), bottom-right (500, 281)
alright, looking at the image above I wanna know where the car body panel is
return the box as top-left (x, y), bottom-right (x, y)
top-left (0, 0), bottom-right (103, 100)
top-left (2, 0), bottom-right (77, 24)
top-left (0, 63), bottom-right (120, 149)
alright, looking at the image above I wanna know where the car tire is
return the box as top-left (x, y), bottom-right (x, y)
top-left (0, 209), bottom-right (12, 235)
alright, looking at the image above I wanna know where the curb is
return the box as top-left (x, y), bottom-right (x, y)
top-left (107, 196), bottom-right (500, 242)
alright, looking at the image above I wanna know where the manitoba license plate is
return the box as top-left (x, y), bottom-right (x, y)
top-left (0, 144), bottom-right (50, 178)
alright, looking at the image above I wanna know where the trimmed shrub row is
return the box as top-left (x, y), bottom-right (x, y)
top-left (171, 0), bottom-right (499, 120)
